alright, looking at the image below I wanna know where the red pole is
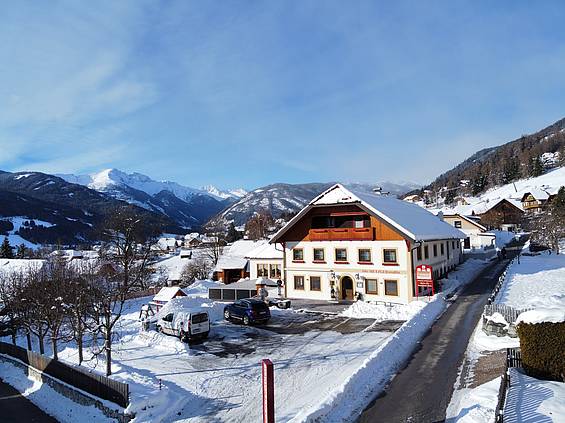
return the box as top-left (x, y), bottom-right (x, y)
top-left (262, 359), bottom-right (275, 423)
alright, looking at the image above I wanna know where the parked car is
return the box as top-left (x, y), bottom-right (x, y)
top-left (224, 299), bottom-right (271, 325)
top-left (156, 310), bottom-right (210, 342)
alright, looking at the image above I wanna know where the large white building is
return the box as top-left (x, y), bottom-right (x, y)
top-left (270, 184), bottom-right (465, 304)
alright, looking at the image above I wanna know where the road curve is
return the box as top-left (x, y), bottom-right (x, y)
top-left (0, 378), bottom-right (58, 422)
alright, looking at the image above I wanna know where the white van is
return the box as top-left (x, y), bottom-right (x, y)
top-left (156, 310), bottom-right (210, 342)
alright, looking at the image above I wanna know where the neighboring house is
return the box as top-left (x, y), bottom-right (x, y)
top-left (453, 196), bottom-right (470, 206)
top-left (478, 199), bottom-right (524, 231)
top-left (245, 242), bottom-right (283, 280)
top-left (270, 184), bottom-right (465, 304)
top-left (157, 237), bottom-right (181, 252)
top-left (520, 188), bottom-right (553, 214)
top-left (442, 214), bottom-right (496, 250)
top-left (403, 194), bottom-right (422, 203)
top-left (213, 239), bottom-right (267, 283)
top-left (149, 286), bottom-right (187, 312)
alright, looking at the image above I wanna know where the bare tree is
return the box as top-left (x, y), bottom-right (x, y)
top-left (203, 224), bottom-right (226, 266)
top-left (180, 257), bottom-right (212, 286)
top-left (91, 206), bottom-right (161, 375)
top-left (245, 210), bottom-right (274, 240)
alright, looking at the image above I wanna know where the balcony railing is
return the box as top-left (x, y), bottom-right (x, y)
top-left (309, 227), bottom-right (374, 241)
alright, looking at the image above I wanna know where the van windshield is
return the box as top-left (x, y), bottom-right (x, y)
top-left (191, 313), bottom-right (208, 324)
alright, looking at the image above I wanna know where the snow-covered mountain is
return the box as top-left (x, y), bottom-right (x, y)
top-left (208, 180), bottom-right (420, 227)
top-left (58, 169), bottom-right (232, 228)
top-left (201, 185), bottom-right (248, 200)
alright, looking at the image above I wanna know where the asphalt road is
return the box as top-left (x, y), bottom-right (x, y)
top-left (0, 378), bottom-right (58, 423)
top-left (358, 254), bottom-right (516, 423)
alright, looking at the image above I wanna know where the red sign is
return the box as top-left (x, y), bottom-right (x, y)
top-left (262, 359), bottom-right (275, 423)
top-left (416, 264), bottom-right (434, 296)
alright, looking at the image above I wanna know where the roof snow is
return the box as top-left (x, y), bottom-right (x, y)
top-left (152, 286), bottom-right (186, 303)
top-left (245, 242), bottom-right (283, 260)
top-left (273, 184), bottom-right (465, 242)
top-left (215, 239), bottom-right (268, 270)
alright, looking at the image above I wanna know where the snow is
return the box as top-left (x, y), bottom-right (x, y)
top-left (446, 377), bottom-right (501, 423)
top-left (245, 241), bottom-right (283, 259)
top-left (516, 306), bottom-right (565, 324)
top-left (0, 360), bottom-right (110, 422)
top-left (495, 252), bottom-right (565, 309)
top-left (429, 166), bottom-right (565, 216)
top-left (504, 368), bottom-right (565, 422)
top-left (0, 216), bottom-right (56, 249)
top-left (0, 258), bottom-right (45, 276)
top-left (274, 184), bottom-right (466, 243)
top-left (341, 299), bottom-right (427, 321)
top-left (215, 239), bottom-right (267, 270)
top-left (152, 286), bottom-right (186, 303)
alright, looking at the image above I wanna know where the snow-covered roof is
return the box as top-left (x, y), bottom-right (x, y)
top-left (152, 286), bottom-right (186, 302)
top-left (215, 240), bottom-right (268, 270)
top-left (245, 242), bottom-right (283, 260)
top-left (520, 187), bottom-right (551, 202)
top-left (442, 213), bottom-right (487, 231)
top-left (272, 184), bottom-right (465, 243)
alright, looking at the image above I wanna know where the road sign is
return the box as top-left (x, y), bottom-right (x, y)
top-left (262, 359), bottom-right (275, 423)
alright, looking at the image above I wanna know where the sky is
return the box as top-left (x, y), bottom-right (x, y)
top-left (1, 1), bottom-right (565, 190)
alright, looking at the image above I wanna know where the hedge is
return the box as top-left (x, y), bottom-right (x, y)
top-left (517, 321), bottom-right (565, 381)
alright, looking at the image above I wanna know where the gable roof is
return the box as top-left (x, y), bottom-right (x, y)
top-left (245, 242), bottom-right (284, 260)
top-left (520, 188), bottom-right (551, 202)
top-left (152, 286), bottom-right (186, 302)
top-left (271, 184), bottom-right (465, 243)
top-left (442, 213), bottom-right (487, 231)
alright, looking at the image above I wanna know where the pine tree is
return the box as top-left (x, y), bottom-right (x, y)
top-left (226, 222), bottom-right (242, 243)
top-left (16, 243), bottom-right (27, 259)
top-left (502, 158), bottom-right (520, 184)
top-left (0, 237), bottom-right (14, 259)
top-left (528, 156), bottom-right (544, 178)
top-left (471, 172), bottom-right (488, 196)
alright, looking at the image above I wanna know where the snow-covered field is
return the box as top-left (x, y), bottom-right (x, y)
top-left (0, 216), bottom-right (54, 249)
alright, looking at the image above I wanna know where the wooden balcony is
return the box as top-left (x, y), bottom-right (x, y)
top-left (308, 227), bottom-right (374, 241)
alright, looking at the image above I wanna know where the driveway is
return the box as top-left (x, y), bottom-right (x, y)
top-left (358, 255), bottom-right (518, 423)
top-left (0, 378), bottom-right (57, 423)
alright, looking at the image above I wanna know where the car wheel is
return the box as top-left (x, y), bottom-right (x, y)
top-left (243, 315), bottom-right (250, 325)
top-left (224, 310), bottom-right (231, 320)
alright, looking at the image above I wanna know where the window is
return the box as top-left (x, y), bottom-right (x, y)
top-left (269, 264), bottom-right (281, 279)
top-left (293, 248), bottom-right (304, 261)
top-left (416, 246), bottom-right (422, 261)
top-left (440, 243), bottom-right (445, 256)
top-left (433, 244), bottom-right (438, 257)
top-left (257, 264), bottom-right (269, 277)
top-left (358, 248), bottom-right (371, 263)
top-left (294, 276), bottom-right (305, 290)
top-left (365, 279), bottom-right (378, 294)
top-left (383, 249), bottom-right (397, 264)
top-left (335, 248), bottom-right (348, 262)
top-left (311, 214), bottom-right (369, 229)
top-left (313, 248), bottom-right (325, 262)
top-left (424, 245), bottom-right (429, 259)
top-left (454, 220), bottom-right (462, 228)
top-left (452, 241), bottom-right (456, 249)
top-left (310, 276), bottom-right (321, 291)
top-left (385, 280), bottom-right (398, 296)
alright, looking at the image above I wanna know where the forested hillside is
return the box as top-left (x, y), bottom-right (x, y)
top-left (426, 117), bottom-right (565, 197)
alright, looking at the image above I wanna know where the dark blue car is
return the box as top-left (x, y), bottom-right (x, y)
top-left (224, 299), bottom-right (271, 325)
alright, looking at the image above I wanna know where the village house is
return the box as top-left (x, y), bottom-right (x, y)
top-left (148, 286), bottom-right (187, 313)
top-left (245, 242), bottom-right (283, 280)
top-left (477, 199), bottom-right (524, 231)
top-left (520, 188), bottom-right (555, 214)
top-left (441, 213), bottom-right (496, 250)
top-left (212, 239), bottom-right (267, 283)
top-left (270, 184), bottom-right (465, 304)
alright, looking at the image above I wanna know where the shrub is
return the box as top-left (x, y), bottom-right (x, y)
top-left (517, 322), bottom-right (565, 381)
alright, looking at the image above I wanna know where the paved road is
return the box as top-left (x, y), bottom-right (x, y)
top-left (0, 379), bottom-right (58, 422)
top-left (358, 254), bottom-right (517, 423)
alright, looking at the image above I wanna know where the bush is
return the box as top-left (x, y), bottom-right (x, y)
top-left (517, 322), bottom-right (565, 381)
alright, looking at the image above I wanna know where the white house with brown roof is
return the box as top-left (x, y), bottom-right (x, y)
top-left (270, 184), bottom-right (465, 304)
top-left (245, 242), bottom-right (283, 280)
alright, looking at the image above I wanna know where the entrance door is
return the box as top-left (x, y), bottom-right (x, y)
top-left (340, 276), bottom-right (354, 300)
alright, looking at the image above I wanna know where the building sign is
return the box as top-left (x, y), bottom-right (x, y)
top-left (416, 264), bottom-right (434, 296)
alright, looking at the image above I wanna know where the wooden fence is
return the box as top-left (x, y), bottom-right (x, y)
top-left (494, 348), bottom-right (522, 423)
top-left (484, 303), bottom-right (533, 324)
top-left (0, 341), bottom-right (129, 408)
top-left (487, 256), bottom-right (518, 305)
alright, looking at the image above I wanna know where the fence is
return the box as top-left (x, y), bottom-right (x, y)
top-left (484, 304), bottom-right (533, 324)
top-left (487, 256), bottom-right (519, 305)
top-left (209, 288), bottom-right (257, 301)
top-left (0, 341), bottom-right (129, 408)
top-left (494, 348), bottom-right (522, 423)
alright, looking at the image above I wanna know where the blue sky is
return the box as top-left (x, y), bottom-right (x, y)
top-left (1, 1), bottom-right (565, 190)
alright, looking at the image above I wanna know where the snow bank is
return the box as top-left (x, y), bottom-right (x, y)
top-left (183, 279), bottom-right (222, 297)
top-left (516, 306), bottom-right (565, 325)
top-left (445, 377), bottom-right (501, 422)
top-left (341, 299), bottom-right (426, 321)
top-left (0, 360), bottom-right (110, 422)
top-left (156, 296), bottom-right (225, 322)
top-left (295, 258), bottom-right (490, 422)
